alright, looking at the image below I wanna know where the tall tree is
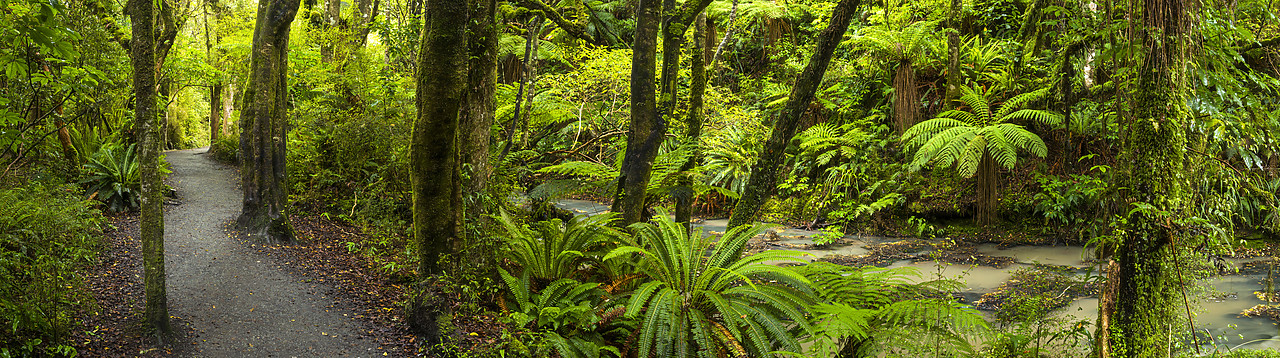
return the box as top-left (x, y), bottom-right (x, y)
top-left (130, 0), bottom-right (171, 337)
top-left (204, 0), bottom-right (223, 144)
top-left (237, 0), bottom-right (300, 242)
top-left (460, 0), bottom-right (497, 261)
top-left (610, 0), bottom-right (662, 226)
top-left (675, 13), bottom-right (709, 229)
top-left (408, 0), bottom-right (468, 349)
top-left (727, 0), bottom-right (861, 230)
top-left (1095, 0), bottom-right (1194, 354)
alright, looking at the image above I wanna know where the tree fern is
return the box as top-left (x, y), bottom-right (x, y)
top-left (604, 212), bottom-right (814, 358)
top-left (902, 85), bottom-right (1060, 177)
top-left (499, 211), bottom-right (624, 282)
top-left (798, 262), bottom-right (989, 357)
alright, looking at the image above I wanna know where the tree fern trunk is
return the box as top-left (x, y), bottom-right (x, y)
top-left (728, 0), bottom-right (861, 230)
top-left (238, 0), bottom-right (299, 242)
top-left (976, 151), bottom-right (996, 226)
top-left (893, 61), bottom-right (919, 135)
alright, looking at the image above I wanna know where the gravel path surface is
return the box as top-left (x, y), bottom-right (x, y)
top-left (164, 148), bottom-right (382, 357)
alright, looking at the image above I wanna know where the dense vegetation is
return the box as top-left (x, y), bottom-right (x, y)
top-left (2, 0), bottom-right (1280, 356)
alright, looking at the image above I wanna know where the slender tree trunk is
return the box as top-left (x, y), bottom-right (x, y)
top-left (460, 0), bottom-right (498, 268)
top-left (945, 0), bottom-right (962, 101)
top-left (130, 0), bottom-right (171, 337)
top-left (350, 0), bottom-right (378, 48)
top-left (710, 0), bottom-right (739, 69)
top-left (500, 16), bottom-right (542, 158)
top-left (727, 0), bottom-right (860, 230)
top-left (237, 0), bottom-right (299, 242)
top-left (611, 0), bottom-right (663, 226)
top-left (210, 83), bottom-right (222, 143)
top-left (408, 0), bottom-right (468, 350)
top-left (321, 0), bottom-right (341, 62)
top-left (675, 13), bottom-right (709, 229)
top-left (1097, 0), bottom-right (1192, 355)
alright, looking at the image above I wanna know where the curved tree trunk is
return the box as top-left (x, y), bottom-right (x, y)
top-left (460, 0), bottom-right (498, 270)
top-left (129, 0), bottom-right (171, 337)
top-left (610, 0), bottom-right (663, 226)
top-left (1097, 0), bottom-right (1192, 355)
top-left (238, 0), bottom-right (300, 242)
top-left (727, 0), bottom-right (861, 230)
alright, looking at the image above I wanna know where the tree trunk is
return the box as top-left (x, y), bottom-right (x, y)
top-left (1097, 0), bottom-right (1192, 355)
top-left (976, 151), bottom-right (996, 226)
top-left (210, 83), bottom-right (222, 143)
top-left (945, 0), bottom-right (962, 101)
top-left (321, 0), bottom-right (341, 62)
top-left (675, 13), bottom-right (709, 230)
top-left (129, 0), bottom-right (172, 337)
top-left (237, 0), bottom-right (299, 242)
top-left (727, 0), bottom-right (860, 230)
top-left (611, 0), bottom-right (663, 226)
top-left (350, 0), bottom-right (378, 48)
top-left (412, 0), bottom-right (467, 277)
top-left (460, 0), bottom-right (497, 267)
top-left (892, 61), bottom-right (919, 134)
top-left (500, 16), bottom-right (542, 158)
top-left (409, 0), bottom-right (468, 350)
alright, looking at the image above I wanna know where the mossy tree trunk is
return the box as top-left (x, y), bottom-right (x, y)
top-left (412, 0), bottom-right (467, 278)
top-left (675, 13), bottom-right (709, 229)
top-left (945, 0), bottom-right (962, 101)
top-left (204, 0), bottom-right (222, 144)
top-left (409, 0), bottom-right (468, 350)
top-left (610, 0), bottom-right (663, 226)
top-left (727, 0), bottom-right (861, 230)
top-left (129, 0), bottom-right (171, 337)
top-left (460, 0), bottom-right (497, 269)
top-left (1096, 0), bottom-right (1192, 356)
top-left (237, 0), bottom-right (299, 242)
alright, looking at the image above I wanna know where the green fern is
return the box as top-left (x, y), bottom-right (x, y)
top-left (499, 211), bottom-right (624, 282)
top-left (901, 85), bottom-right (1062, 177)
top-left (603, 212), bottom-right (814, 358)
top-left (798, 262), bottom-right (989, 357)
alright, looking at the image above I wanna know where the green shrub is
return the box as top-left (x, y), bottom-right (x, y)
top-left (80, 142), bottom-right (139, 212)
top-left (209, 132), bottom-right (239, 164)
top-left (0, 183), bottom-right (103, 357)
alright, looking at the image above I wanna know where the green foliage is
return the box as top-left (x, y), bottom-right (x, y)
top-left (498, 268), bottom-right (625, 358)
top-left (811, 226), bottom-right (843, 247)
top-left (209, 131), bottom-right (240, 164)
top-left (902, 85), bottom-right (1062, 177)
top-left (604, 213), bottom-right (814, 357)
top-left (0, 183), bottom-right (101, 357)
top-left (499, 212), bottom-right (624, 282)
top-left (798, 262), bottom-right (989, 357)
top-left (79, 142), bottom-right (139, 212)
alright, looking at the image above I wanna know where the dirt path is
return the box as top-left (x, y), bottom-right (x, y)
top-left (163, 148), bottom-right (381, 357)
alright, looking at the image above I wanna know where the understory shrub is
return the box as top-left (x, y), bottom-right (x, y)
top-left (0, 183), bottom-right (103, 357)
top-left (209, 132), bottom-right (239, 164)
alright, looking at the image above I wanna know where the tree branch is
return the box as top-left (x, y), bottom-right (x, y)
top-left (519, 0), bottom-right (603, 46)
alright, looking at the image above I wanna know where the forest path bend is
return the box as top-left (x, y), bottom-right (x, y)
top-left (163, 148), bottom-right (381, 357)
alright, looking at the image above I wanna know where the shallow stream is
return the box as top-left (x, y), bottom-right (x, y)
top-left (551, 200), bottom-right (1280, 352)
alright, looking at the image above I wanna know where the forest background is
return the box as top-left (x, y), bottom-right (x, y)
top-left (2, 0), bottom-right (1280, 356)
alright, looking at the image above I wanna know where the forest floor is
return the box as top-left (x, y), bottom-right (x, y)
top-left (72, 148), bottom-right (416, 357)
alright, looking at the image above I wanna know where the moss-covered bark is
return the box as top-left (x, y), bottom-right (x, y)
top-left (130, 0), bottom-right (171, 337)
top-left (1097, 0), bottom-right (1193, 355)
top-left (412, 0), bottom-right (468, 277)
top-left (675, 14), bottom-right (709, 229)
top-left (237, 0), bottom-right (299, 242)
top-left (460, 0), bottom-right (498, 270)
top-left (610, 0), bottom-right (663, 226)
top-left (727, 0), bottom-right (861, 230)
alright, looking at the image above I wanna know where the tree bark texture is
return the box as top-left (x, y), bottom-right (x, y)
top-left (500, 16), bottom-right (542, 159)
top-left (658, 0), bottom-right (715, 115)
top-left (727, 0), bottom-right (860, 230)
top-left (210, 83), bottom-right (223, 143)
top-left (350, 0), bottom-right (379, 48)
top-left (892, 61), bottom-right (919, 134)
top-left (1099, 0), bottom-right (1193, 355)
top-left (321, 0), bottom-right (341, 62)
top-left (130, 0), bottom-right (172, 336)
top-left (976, 151), bottom-right (996, 226)
top-left (610, 0), bottom-right (663, 226)
top-left (675, 14), bottom-right (709, 229)
top-left (945, 0), bottom-right (962, 101)
top-left (237, 0), bottom-right (299, 242)
top-left (412, 0), bottom-right (468, 277)
top-left (460, 0), bottom-right (498, 269)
